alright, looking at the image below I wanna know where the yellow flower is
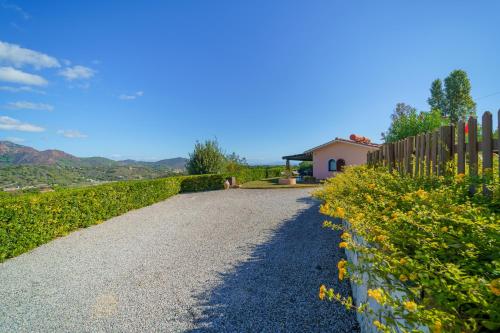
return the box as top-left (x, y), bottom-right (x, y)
top-left (399, 258), bottom-right (407, 265)
top-left (338, 267), bottom-right (346, 281)
top-left (365, 194), bottom-right (374, 203)
top-left (399, 274), bottom-right (408, 282)
top-left (455, 173), bottom-right (465, 182)
top-left (337, 259), bottom-right (347, 269)
top-left (403, 300), bottom-right (417, 312)
top-left (391, 212), bottom-right (399, 220)
top-left (335, 207), bottom-right (345, 219)
top-left (319, 284), bottom-right (327, 300)
top-left (415, 189), bottom-right (427, 199)
top-left (341, 232), bottom-right (350, 240)
top-left (433, 320), bottom-right (442, 333)
top-left (489, 278), bottom-right (500, 296)
top-left (367, 288), bottom-right (385, 304)
top-left (441, 226), bottom-right (448, 232)
top-left (319, 203), bottom-right (330, 215)
top-left (374, 234), bottom-right (388, 243)
top-left (368, 183), bottom-right (376, 189)
top-left (373, 320), bottom-right (382, 329)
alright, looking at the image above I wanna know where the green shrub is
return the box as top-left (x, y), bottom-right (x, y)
top-left (0, 174), bottom-right (224, 262)
top-left (180, 174), bottom-right (225, 192)
top-left (228, 166), bottom-right (284, 184)
top-left (315, 166), bottom-right (499, 332)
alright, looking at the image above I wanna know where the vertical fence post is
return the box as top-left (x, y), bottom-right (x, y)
top-left (482, 112), bottom-right (493, 196)
top-left (406, 137), bottom-right (414, 175)
top-left (437, 127), bottom-right (444, 176)
top-left (415, 135), bottom-right (420, 176)
top-left (432, 131), bottom-right (438, 175)
top-left (389, 142), bottom-right (395, 172)
top-left (444, 125), bottom-right (453, 176)
top-left (457, 120), bottom-right (466, 175)
top-left (396, 141), bottom-right (402, 173)
top-left (419, 134), bottom-right (425, 177)
top-left (425, 133), bottom-right (431, 177)
top-left (468, 117), bottom-right (478, 194)
top-left (403, 138), bottom-right (408, 175)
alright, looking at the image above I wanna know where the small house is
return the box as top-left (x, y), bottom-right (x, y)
top-left (283, 135), bottom-right (380, 180)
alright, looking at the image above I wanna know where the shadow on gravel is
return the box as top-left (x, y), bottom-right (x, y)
top-left (188, 196), bottom-right (359, 332)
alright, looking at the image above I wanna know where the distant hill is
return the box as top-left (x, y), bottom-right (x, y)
top-left (0, 141), bottom-right (188, 190)
top-left (0, 141), bottom-right (187, 169)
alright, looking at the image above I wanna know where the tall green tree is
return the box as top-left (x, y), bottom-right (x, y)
top-left (427, 79), bottom-right (446, 113)
top-left (186, 139), bottom-right (226, 174)
top-left (382, 103), bottom-right (444, 143)
top-left (443, 70), bottom-right (476, 122)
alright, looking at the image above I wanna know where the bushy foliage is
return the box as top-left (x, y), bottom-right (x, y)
top-left (315, 166), bottom-right (499, 332)
top-left (187, 139), bottom-right (226, 175)
top-left (180, 174), bottom-right (225, 192)
top-left (382, 103), bottom-right (444, 143)
top-left (227, 166), bottom-right (284, 184)
top-left (0, 175), bottom-right (225, 262)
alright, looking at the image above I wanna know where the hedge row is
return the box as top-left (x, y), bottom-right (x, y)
top-left (228, 166), bottom-right (284, 184)
top-left (315, 166), bottom-right (499, 332)
top-left (0, 174), bottom-right (225, 262)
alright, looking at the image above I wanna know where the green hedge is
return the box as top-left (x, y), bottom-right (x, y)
top-left (0, 166), bottom-right (284, 262)
top-left (0, 174), bottom-right (224, 262)
top-left (180, 174), bottom-right (225, 192)
top-left (228, 166), bottom-right (284, 184)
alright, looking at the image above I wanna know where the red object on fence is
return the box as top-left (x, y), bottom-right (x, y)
top-left (349, 134), bottom-right (371, 144)
top-left (465, 123), bottom-right (469, 134)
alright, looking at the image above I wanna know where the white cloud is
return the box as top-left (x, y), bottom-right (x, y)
top-left (3, 136), bottom-right (25, 143)
top-left (5, 101), bottom-right (54, 111)
top-left (0, 115), bottom-right (44, 132)
top-left (58, 65), bottom-right (95, 81)
top-left (0, 85), bottom-right (45, 94)
top-left (0, 41), bottom-right (59, 69)
top-left (119, 91), bottom-right (144, 100)
top-left (57, 129), bottom-right (87, 139)
top-left (1, 2), bottom-right (30, 20)
top-left (0, 66), bottom-right (48, 86)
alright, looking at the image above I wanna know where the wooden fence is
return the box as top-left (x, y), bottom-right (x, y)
top-left (367, 110), bottom-right (499, 194)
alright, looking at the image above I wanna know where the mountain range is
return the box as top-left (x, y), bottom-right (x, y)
top-left (0, 141), bottom-right (187, 170)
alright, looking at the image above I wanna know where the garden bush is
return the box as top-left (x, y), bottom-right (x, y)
top-left (0, 174), bottom-right (226, 262)
top-left (228, 166), bottom-right (284, 184)
top-left (180, 174), bottom-right (225, 192)
top-left (315, 165), bottom-right (499, 332)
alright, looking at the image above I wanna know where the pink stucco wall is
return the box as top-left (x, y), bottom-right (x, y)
top-left (312, 142), bottom-right (378, 180)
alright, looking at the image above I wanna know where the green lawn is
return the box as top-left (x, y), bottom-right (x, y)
top-left (240, 177), bottom-right (320, 189)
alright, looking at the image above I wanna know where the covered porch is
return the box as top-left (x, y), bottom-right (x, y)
top-left (281, 152), bottom-right (313, 170)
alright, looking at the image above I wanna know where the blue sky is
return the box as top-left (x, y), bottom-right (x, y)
top-left (1, 1), bottom-right (499, 163)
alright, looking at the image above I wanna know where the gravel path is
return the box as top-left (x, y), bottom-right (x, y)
top-left (0, 189), bottom-right (358, 332)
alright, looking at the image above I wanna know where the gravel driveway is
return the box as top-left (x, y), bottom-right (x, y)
top-left (0, 189), bottom-right (358, 332)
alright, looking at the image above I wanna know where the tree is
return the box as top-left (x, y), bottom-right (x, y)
top-left (427, 79), bottom-right (446, 113)
top-left (186, 139), bottom-right (226, 174)
top-left (443, 70), bottom-right (476, 123)
top-left (382, 103), bottom-right (444, 143)
top-left (224, 152), bottom-right (247, 174)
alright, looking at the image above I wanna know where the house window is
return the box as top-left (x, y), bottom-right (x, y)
top-left (328, 159), bottom-right (337, 171)
top-left (337, 159), bottom-right (345, 172)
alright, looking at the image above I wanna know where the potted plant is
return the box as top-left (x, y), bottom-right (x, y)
top-left (278, 168), bottom-right (297, 185)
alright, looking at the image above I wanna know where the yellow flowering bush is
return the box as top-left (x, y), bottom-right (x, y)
top-left (315, 165), bottom-right (499, 332)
